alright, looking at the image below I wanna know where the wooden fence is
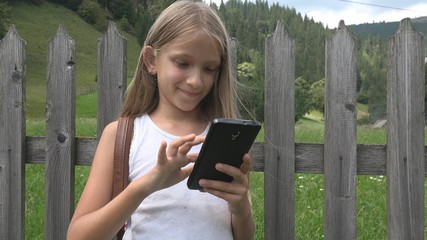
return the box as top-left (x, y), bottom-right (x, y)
top-left (0, 19), bottom-right (425, 239)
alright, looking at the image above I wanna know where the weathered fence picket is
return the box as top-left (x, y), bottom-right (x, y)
top-left (324, 20), bottom-right (358, 239)
top-left (0, 25), bottom-right (26, 240)
top-left (97, 22), bottom-right (127, 137)
top-left (387, 18), bottom-right (425, 239)
top-left (45, 25), bottom-right (76, 240)
top-left (0, 18), bottom-right (425, 240)
top-left (264, 20), bottom-right (295, 240)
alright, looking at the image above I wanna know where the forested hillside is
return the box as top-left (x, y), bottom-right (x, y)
top-left (0, 1), bottom-right (142, 118)
top-left (348, 16), bottom-right (427, 121)
top-left (1, 0), bottom-right (426, 122)
top-left (350, 16), bottom-right (427, 42)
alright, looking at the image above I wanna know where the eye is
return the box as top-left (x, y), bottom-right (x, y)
top-left (175, 60), bottom-right (189, 68)
top-left (205, 65), bottom-right (219, 73)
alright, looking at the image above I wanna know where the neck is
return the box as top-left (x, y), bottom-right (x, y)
top-left (149, 106), bottom-right (208, 136)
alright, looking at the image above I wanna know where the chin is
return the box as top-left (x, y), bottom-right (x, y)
top-left (178, 104), bottom-right (201, 113)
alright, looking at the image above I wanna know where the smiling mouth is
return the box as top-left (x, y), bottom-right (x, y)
top-left (180, 89), bottom-right (200, 97)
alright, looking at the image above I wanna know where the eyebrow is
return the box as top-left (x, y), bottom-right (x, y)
top-left (169, 52), bottom-right (221, 65)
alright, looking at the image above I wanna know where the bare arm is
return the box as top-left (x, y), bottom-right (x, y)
top-left (67, 121), bottom-right (158, 239)
top-left (67, 122), bottom-right (205, 239)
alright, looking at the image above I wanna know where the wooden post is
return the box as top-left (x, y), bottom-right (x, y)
top-left (0, 25), bottom-right (26, 240)
top-left (264, 20), bottom-right (295, 240)
top-left (386, 18), bottom-right (425, 239)
top-left (45, 25), bottom-right (76, 240)
top-left (97, 22), bottom-right (127, 137)
top-left (324, 20), bottom-right (357, 240)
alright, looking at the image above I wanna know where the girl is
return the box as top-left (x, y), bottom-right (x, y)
top-left (67, 1), bottom-right (255, 239)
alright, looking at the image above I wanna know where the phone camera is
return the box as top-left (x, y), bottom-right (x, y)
top-left (231, 131), bottom-right (240, 140)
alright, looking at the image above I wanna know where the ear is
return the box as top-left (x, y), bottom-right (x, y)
top-left (142, 46), bottom-right (157, 75)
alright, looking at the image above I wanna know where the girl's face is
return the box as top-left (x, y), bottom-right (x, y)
top-left (149, 31), bottom-right (221, 116)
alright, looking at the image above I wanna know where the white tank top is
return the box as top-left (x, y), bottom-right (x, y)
top-left (123, 115), bottom-right (233, 240)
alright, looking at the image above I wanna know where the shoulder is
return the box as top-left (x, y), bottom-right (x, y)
top-left (89, 121), bottom-right (119, 177)
top-left (102, 116), bottom-right (142, 142)
top-left (101, 120), bottom-right (119, 141)
top-left (95, 120), bottom-right (120, 152)
top-left (105, 120), bottom-right (119, 134)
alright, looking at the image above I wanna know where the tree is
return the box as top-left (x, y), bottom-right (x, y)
top-left (237, 62), bottom-right (263, 121)
top-left (358, 35), bottom-right (387, 122)
top-left (425, 62), bottom-right (427, 119)
top-left (27, 0), bottom-right (43, 4)
top-left (78, 0), bottom-right (100, 24)
top-left (119, 16), bottom-right (134, 34)
top-left (135, 10), bottom-right (154, 46)
top-left (0, 2), bottom-right (11, 38)
top-left (309, 78), bottom-right (325, 114)
top-left (78, 0), bottom-right (110, 31)
top-left (108, 0), bottom-right (137, 26)
top-left (237, 62), bottom-right (256, 81)
top-left (295, 76), bottom-right (312, 122)
top-left (66, 0), bottom-right (83, 10)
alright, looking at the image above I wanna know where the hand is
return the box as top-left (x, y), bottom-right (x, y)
top-left (198, 153), bottom-right (252, 216)
top-left (149, 134), bottom-right (205, 192)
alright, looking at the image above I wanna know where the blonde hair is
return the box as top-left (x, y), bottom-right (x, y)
top-left (120, 1), bottom-right (238, 120)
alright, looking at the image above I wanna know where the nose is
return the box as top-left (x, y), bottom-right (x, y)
top-left (186, 69), bottom-right (203, 88)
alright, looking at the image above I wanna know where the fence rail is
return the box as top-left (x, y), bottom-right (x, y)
top-left (1, 19), bottom-right (425, 240)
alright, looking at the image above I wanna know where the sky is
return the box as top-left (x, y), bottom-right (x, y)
top-left (208, 0), bottom-right (427, 28)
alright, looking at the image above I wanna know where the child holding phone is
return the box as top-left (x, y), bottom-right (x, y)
top-left (67, 1), bottom-right (255, 239)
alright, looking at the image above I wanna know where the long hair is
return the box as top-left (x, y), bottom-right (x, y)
top-left (120, 1), bottom-right (238, 120)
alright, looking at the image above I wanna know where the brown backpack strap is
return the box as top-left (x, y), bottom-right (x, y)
top-left (112, 116), bottom-right (135, 239)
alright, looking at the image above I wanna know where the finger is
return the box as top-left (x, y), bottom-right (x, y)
top-left (193, 135), bottom-right (205, 145)
top-left (239, 154), bottom-right (252, 175)
top-left (196, 135), bottom-right (206, 142)
top-left (202, 187), bottom-right (229, 200)
top-left (167, 134), bottom-right (196, 156)
top-left (177, 142), bottom-right (196, 156)
top-left (177, 136), bottom-right (205, 155)
top-left (180, 155), bottom-right (194, 167)
top-left (215, 163), bottom-right (242, 179)
top-left (199, 179), bottom-right (229, 191)
top-left (215, 163), bottom-right (249, 188)
top-left (181, 164), bottom-right (194, 177)
top-left (199, 180), bottom-right (243, 200)
top-left (157, 141), bottom-right (168, 165)
top-left (186, 153), bottom-right (198, 162)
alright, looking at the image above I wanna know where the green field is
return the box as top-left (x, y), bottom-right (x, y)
top-left (25, 105), bottom-right (427, 239)
top-left (8, 2), bottom-right (426, 239)
top-left (9, 1), bottom-right (141, 119)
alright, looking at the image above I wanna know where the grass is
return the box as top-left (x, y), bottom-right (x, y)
top-left (9, 1), bottom-right (141, 118)
top-left (257, 112), bottom-right (390, 239)
top-left (10, 2), bottom-right (424, 237)
top-left (24, 103), bottom-right (427, 239)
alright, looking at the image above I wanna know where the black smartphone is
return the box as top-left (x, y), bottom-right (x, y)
top-left (187, 118), bottom-right (261, 190)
